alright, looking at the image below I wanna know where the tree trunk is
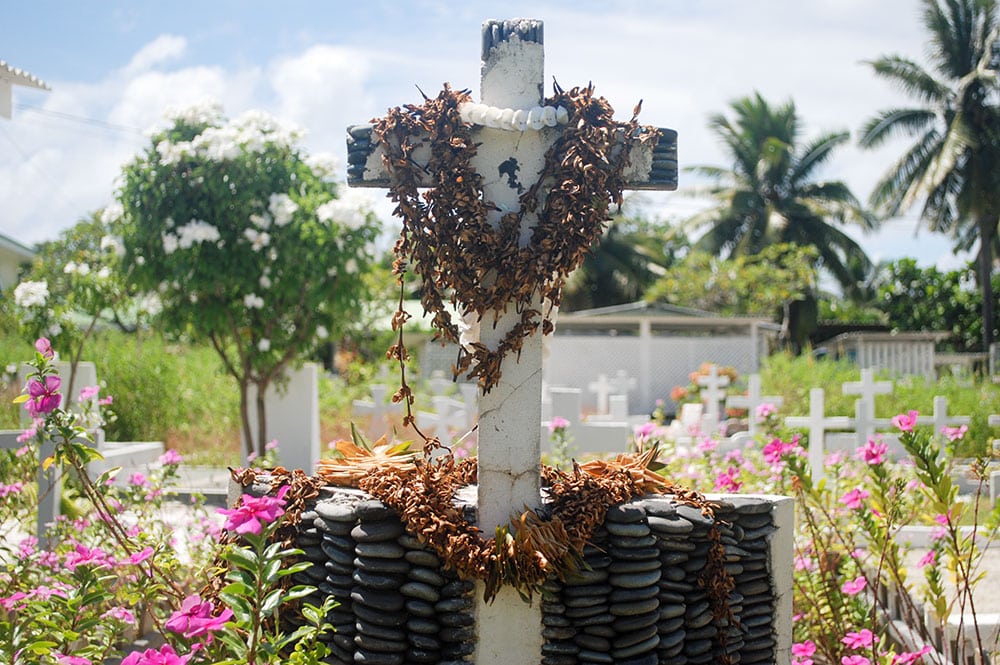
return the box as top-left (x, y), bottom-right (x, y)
top-left (255, 379), bottom-right (268, 459)
top-left (976, 215), bottom-right (997, 352)
top-left (239, 380), bottom-right (255, 458)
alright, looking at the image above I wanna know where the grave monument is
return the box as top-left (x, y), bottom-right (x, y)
top-left (236, 18), bottom-right (792, 665)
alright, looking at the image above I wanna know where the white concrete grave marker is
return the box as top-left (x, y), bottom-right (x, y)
top-left (352, 384), bottom-right (403, 439)
top-left (588, 373), bottom-right (614, 415)
top-left (696, 364), bottom-right (730, 427)
top-left (784, 388), bottom-right (853, 481)
top-left (347, 18), bottom-right (677, 665)
top-left (725, 373), bottom-right (784, 437)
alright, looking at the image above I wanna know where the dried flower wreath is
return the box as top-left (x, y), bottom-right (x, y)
top-left (373, 82), bottom-right (659, 426)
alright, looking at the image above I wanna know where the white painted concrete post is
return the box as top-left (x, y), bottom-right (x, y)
top-left (472, 20), bottom-right (546, 665)
top-left (769, 495), bottom-right (795, 665)
top-left (696, 364), bottom-right (730, 427)
top-left (245, 363), bottom-right (321, 473)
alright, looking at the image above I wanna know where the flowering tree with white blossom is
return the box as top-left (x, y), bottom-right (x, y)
top-left (11, 210), bottom-right (148, 398)
top-left (115, 102), bottom-right (380, 457)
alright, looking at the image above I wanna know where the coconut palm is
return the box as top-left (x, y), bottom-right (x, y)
top-left (686, 92), bottom-right (876, 294)
top-left (859, 0), bottom-right (1000, 350)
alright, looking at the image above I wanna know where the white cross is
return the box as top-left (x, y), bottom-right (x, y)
top-left (697, 364), bottom-right (731, 427)
top-left (915, 395), bottom-right (971, 439)
top-left (725, 374), bottom-right (783, 437)
top-left (843, 368), bottom-right (892, 417)
top-left (351, 384), bottom-right (402, 438)
top-left (416, 395), bottom-right (468, 443)
top-left (348, 19), bottom-right (677, 664)
top-left (609, 369), bottom-right (637, 397)
top-left (784, 388), bottom-right (852, 481)
top-left (588, 373), bottom-right (614, 415)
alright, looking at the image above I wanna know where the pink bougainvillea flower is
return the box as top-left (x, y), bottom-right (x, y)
top-left (77, 385), bottom-right (100, 402)
top-left (121, 643), bottom-right (194, 665)
top-left (217, 485), bottom-right (290, 535)
top-left (548, 416), bottom-right (570, 434)
top-left (128, 546), bottom-right (154, 565)
top-left (841, 656), bottom-right (871, 665)
top-left (917, 550), bottom-right (937, 568)
top-left (0, 591), bottom-right (28, 611)
top-left (940, 424), bottom-right (968, 442)
top-left (55, 655), bottom-right (91, 665)
top-left (24, 375), bottom-right (61, 417)
top-left (792, 641), bottom-right (817, 658)
top-left (102, 606), bottom-right (137, 624)
top-left (891, 410), bottom-right (919, 432)
top-left (159, 449), bottom-right (183, 466)
top-left (893, 645), bottom-right (934, 665)
top-left (857, 438), bottom-right (889, 465)
top-left (842, 629), bottom-right (876, 649)
top-left (634, 422), bottom-right (656, 440)
top-left (0, 482), bottom-right (24, 498)
top-left (165, 594), bottom-right (234, 639)
top-left (841, 576), bottom-right (867, 596)
top-left (839, 488), bottom-right (870, 510)
top-left (64, 544), bottom-right (112, 571)
top-left (714, 467), bottom-right (742, 492)
top-left (755, 402), bottom-right (777, 420)
top-left (35, 337), bottom-right (54, 358)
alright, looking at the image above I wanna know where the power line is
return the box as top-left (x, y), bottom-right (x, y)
top-left (13, 103), bottom-right (144, 135)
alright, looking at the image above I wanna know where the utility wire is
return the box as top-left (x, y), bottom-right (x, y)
top-left (14, 103), bottom-right (144, 136)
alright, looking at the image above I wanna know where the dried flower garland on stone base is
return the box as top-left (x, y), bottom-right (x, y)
top-left (373, 82), bottom-right (658, 406)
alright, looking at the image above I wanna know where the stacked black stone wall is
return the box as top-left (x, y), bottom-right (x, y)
top-left (289, 489), bottom-right (777, 665)
top-left (294, 490), bottom-right (476, 665)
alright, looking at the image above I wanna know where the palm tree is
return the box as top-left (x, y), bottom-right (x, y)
top-left (561, 216), bottom-right (677, 311)
top-left (859, 0), bottom-right (1000, 350)
top-left (686, 92), bottom-right (876, 293)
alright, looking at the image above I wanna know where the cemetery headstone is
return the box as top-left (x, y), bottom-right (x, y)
top-left (245, 363), bottom-right (321, 472)
top-left (725, 374), bottom-right (783, 437)
top-left (696, 364), bottom-right (730, 428)
top-left (348, 17), bottom-right (678, 664)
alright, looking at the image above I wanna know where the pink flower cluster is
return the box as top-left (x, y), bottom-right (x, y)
top-left (24, 375), bottom-right (61, 418)
top-left (217, 484), bottom-right (289, 535)
top-left (857, 438), bottom-right (888, 465)
top-left (763, 437), bottom-right (800, 465)
top-left (792, 640), bottom-right (816, 665)
top-left (891, 410), bottom-right (918, 432)
top-left (549, 416), bottom-right (570, 435)
top-left (164, 594), bottom-right (233, 639)
top-left (839, 488), bottom-right (870, 510)
top-left (122, 644), bottom-right (194, 665)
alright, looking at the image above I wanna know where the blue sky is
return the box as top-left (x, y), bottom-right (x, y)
top-left (0, 0), bottom-right (969, 269)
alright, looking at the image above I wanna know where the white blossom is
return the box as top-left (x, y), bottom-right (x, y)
top-left (76, 262), bottom-right (91, 276)
top-left (13, 280), bottom-right (49, 308)
top-left (345, 259), bottom-right (358, 274)
top-left (100, 202), bottom-right (124, 225)
top-left (244, 293), bottom-right (265, 309)
top-left (249, 212), bottom-right (272, 229)
top-left (135, 255), bottom-right (146, 266)
top-left (316, 325), bottom-right (329, 340)
top-left (97, 267), bottom-right (112, 280)
top-left (100, 235), bottom-right (126, 257)
top-left (305, 152), bottom-right (340, 181)
top-left (189, 293), bottom-right (198, 304)
top-left (259, 275), bottom-right (272, 289)
top-left (258, 338), bottom-right (271, 352)
top-left (243, 228), bottom-right (271, 251)
top-left (268, 193), bottom-right (298, 226)
top-left (164, 100), bottom-right (224, 127)
top-left (175, 219), bottom-right (221, 249)
top-left (316, 190), bottom-right (373, 230)
top-left (162, 233), bottom-right (179, 255)
top-left (138, 293), bottom-right (162, 316)
top-left (47, 322), bottom-right (62, 337)
top-left (64, 261), bottom-right (78, 274)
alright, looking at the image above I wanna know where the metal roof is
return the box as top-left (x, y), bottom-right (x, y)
top-left (0, 232), bottom-right (36, 260)
top-left (0, 60), bottom-right (50, 91)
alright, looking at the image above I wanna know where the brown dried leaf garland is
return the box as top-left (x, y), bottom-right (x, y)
top-left (372, 82), bottom-right (659, 396)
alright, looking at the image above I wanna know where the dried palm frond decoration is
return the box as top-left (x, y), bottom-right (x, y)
top-left (373, 83), bottom-right (659, 432)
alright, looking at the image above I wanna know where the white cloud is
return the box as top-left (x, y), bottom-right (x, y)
top-left (122, 34), bottom-right (188, 76)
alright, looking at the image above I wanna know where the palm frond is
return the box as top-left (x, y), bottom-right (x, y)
top-left (791, 131), bottom-right (850, 185)
top-left (865, 55), bottom-right (951, 103)
top-left (858, 108), bottom-right (937, 148)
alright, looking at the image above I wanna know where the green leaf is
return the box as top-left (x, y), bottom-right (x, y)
top-left (222, 581), bottom-right (254, 598)
top-left (218, 591), bottom-right (254, 625)
top-left (224, 545), bottom-right (259, 570)
top-left (260, 588), bottom-right (284, 617)
top-left (351, 421), bottom-right (372, 451)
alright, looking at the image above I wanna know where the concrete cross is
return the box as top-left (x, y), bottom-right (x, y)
top-left (351, 384), bottom-right (402, 439)
top-left (725, 373), bottom-right (783, 437)
top-left (696, 364), bottom-right (731, 426)
top-left (588, 373), bottom-right (614, 415)
top-left (843, 368), bottom-right (893, 418)
top-left (609, 369), bottom-right (637, 399)
top-left (784, 388), bottom-right (853, 481)
top-left (915, 396), bottom-right (971, 436)
top-left (347, 18), bottom-right (677, 665)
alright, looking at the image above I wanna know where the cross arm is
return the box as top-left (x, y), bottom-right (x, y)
top-left (346, 123), bottom-right (677, 190)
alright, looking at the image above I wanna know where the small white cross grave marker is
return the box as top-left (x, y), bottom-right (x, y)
top-left (697, 364), bottom-right (730, 427)
top-left (588, 373), bottom-right (614, 415)
top-left (843, 368), bottom-right (892, 416)
top-left (609, 369), bottom-right (637, 397)
top-left (725, 374), bottom-right (783, 437)
top-left (784, 388), bottom-right (852, 480)
top-left (347, 18), bottom-right (677, 664)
